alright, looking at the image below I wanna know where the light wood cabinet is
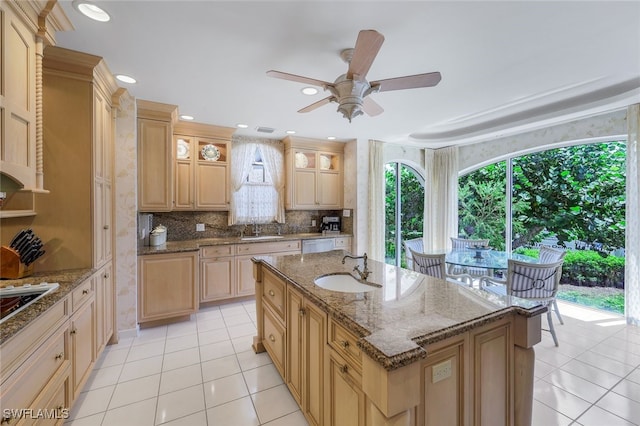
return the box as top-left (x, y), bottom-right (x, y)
top-left (286, 285), bottom-right (327, 426)
top-left (235, 240), bottom-right (301, 297)
top-left (137, 100), bottom-right (177, 212)
top-left (70, 293), bottom-right (95, 400)
top-left (138, 251), bottom-right (199, 323)
top-left (173, 122), bottom-right (234, 211)
top-left (95, 263), bottom-right (115, 354)
top-left (284, 137), bottom-right (344, 210)
top-left (200, 246), bottom-right (235, 302)
top-left (325, 348), bottom-right (366, 426)
top-left (37, 46), bottom-right (119, 275)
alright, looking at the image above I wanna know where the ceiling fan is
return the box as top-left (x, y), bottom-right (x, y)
top-left (267, 29), bottom-right (442, 122)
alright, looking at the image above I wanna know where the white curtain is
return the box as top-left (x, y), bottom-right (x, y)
top-left (368, 140), bottom-right (385, 261)
top-left (423, 146), bottom-right (459, 251)
top-left (626, 104), bottom-right (639, 325)
top-left (228, 137), bottom-right (284, 225)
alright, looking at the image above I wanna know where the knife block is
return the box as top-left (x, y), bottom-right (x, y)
top-left (0, 246), bottom-right (33, 280)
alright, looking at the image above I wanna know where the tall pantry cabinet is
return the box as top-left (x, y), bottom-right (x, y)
top-left (41, 46), bottom-right (119, 352)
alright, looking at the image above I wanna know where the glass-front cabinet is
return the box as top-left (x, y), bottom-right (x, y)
top-left (284, 137), bottom-right (344, 210)
top-left (173, 122), bottom-right (234, 211)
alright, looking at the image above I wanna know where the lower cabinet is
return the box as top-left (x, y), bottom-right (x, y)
top-left (138, 251), bottom-right (199, 323)
top-left (200, 246), bottom-right (235, 302)
top-left (71, 293), bottom-right (95, 400)
top-left (325, 348), bottom-right (366, 426)
top-left (94, 262), bottom-right (114, 354)
top-left (286, 286), bottom-right (326, 426)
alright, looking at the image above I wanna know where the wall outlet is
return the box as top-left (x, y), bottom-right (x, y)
top-left (432, 359), bottom-right (452, 383)
top-left (343, 209), bottom-right (350, 217)
top-left (196, 223), bottom-right (205, 232)
top-left (311, 220), bottom-right (316, 227)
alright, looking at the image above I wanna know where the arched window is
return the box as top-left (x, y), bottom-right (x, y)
top-left (385, 162), bottom-right (424, 267)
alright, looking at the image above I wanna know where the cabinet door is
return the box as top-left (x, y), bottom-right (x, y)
top-left (138, 118), bottom-right (173, 211)
top-left (200, 257), bottom-right (234, 302)
top-left (293, 170), bottom-right (318, 208)
top-left (304, 299), bottom-right (326, 426)
top-left (286, 287), bottom-right (304, 406)
top-left (71, 298), bottom-right (95, 399)
top-left (93, 180), bottom-right (105, 266)
top-left (95, 264), bottom-right (114, 354)
top-left (318, 171), bottom-right (341, 209)
top-left (138, 252), bottom-right (199, 322)
top-left (325, 349), bottom-right (365, 426)
top-left (196, 162), bottom-right (228, 209)
top-left (174, 160), bottom-right (194, 210)
top-left (235, 255), bottom-right (257, 297)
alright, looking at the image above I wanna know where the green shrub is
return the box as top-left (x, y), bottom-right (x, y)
top-left (512, 248), bottom-right (625, 288)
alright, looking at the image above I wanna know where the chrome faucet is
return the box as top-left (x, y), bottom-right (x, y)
top-left (342, 253), bottom-right (370, 281)
top-left (252, 220), bottom-right (261, 237)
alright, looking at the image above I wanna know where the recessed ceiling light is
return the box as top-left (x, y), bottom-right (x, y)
top-left (301, 87), bottom-right (318, 96)
top-left (115, 74), bottom-right (136, 84)
top-left (285, 130), bottom-right (296, 134)
top-left (236, 124), bottom-right (249, 129)
top-left (72, 1), bottom-right (110, 22)
top-left (327, 136), bottom-right (336, 140)
top-left (180, 115), bottom-right (194, 121)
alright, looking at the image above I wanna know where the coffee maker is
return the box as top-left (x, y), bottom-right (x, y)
top-left (321, 216), bottom-right (341, 234)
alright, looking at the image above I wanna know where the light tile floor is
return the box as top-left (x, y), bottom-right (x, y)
top-left (66, 300), bottom-right (640, 426)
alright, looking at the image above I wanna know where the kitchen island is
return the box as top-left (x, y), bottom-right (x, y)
top-left (252, 250), bottom-right (545, 426)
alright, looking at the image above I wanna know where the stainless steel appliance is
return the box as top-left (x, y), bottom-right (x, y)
top-left (321, 216), bottom-right (341, 233)
top-left (0, 282), bottom-right (59, 324)
top-left (138, 213), bottom-right (153, 247)
top-left (302, 238), bottom-right (335, 253)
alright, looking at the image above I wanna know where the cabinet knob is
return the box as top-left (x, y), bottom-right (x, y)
top-left (1, 414), bottom-right (13, 424)
top-left (339, 364), bottom-right (349, 374)
top-left (103, 225), bottom-right (109, 230)
top-left (70, 329), bottom-right (77, 335)
top-left (55, 352), bottom-right (64, 360)
top-left (268, 290), bottom-right (275, 297)
top-left (268, 334), bottom-right (276, 342)
top-left (299, 308), bottom-right (306, 316)
top-left (82, 289), bottom-right (89, 295)
top-left (104, 272), bottom-right (110, 279)
top-left (340, 340), bottom-right (350, 349)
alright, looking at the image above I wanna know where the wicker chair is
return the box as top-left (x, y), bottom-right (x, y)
top-left (480, 258), bottom-right (565, 346)
top-left (403, 238), bottom-right (424, 270)
top-left (409, 248), bottom-right (474, 287)
top-left (449, 237), bottom-right (491, 276)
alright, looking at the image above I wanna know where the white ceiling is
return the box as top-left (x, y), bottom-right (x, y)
top-left (54, 1), bottom-right (640, 147)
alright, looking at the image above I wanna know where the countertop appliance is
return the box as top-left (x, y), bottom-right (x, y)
top-left (302, 238), bottom-right (336, 254)
top-left (138, 213), bottom-right (153, 247)
top-left (321, 216), bottom-right (341, 233)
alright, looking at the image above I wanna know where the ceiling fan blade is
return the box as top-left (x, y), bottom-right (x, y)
top-left (371, 72), bottom-right (442, 92)
top-left (298, 96), bottom-right (335, 113)
top-left (347, 30), bottom-right (385, 80)
top-left (362, 96), bottom-right (384, 116)
top-left (266, 70), bottom-right (332, 88)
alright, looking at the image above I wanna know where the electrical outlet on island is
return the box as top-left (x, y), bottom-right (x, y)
top-left (196, 223), bottom-right (205, 232)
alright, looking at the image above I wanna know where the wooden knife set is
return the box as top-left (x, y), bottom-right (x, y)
top-left (1, 229), bottom-right (45, 280)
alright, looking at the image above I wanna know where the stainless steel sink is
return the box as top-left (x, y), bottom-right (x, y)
top-left (240, 235), bottom-right (285, 241)
top-left (314, 273), bottom-right (381, 293)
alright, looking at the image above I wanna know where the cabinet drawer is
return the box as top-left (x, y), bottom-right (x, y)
top-left (262, 269), bottom-right (286, 321)
top-left (236, 240), bottom-right (301, 255)
top-left (24, 366), bottom-right (70, 426)
top-left (71, 278), bottom-right (94, 312)
top-left (328, 318), bottom-right (362, 372)
top-left (200, 245), bottom-right (234, 258)
top-left (263, 306), bottom-right (286, 377)
top-left (0, 325), bottom-right (68, 415)
top-left (334, 237), bottom-right (351, 249)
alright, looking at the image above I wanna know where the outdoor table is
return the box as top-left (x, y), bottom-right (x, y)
top-left (445, 249), bottom-right (537, 277)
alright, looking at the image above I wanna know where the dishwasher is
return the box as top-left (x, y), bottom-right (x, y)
top-left (302, 238), bottom-right (335, 253)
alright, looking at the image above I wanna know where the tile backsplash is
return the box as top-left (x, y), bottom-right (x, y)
top-left (147, 210), bottom-right (353, 241)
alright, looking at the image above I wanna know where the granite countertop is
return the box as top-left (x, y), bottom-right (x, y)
top-left (254, 250), bottom-right (547, 371)
top-left (137, 232), bottom-right (349, 255)
top-left (0, 268), bottom-right (94, 345)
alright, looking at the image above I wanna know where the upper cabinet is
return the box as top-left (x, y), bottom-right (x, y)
top-left (173, 122), bottom-right (234, 211)
top-left (137, 100), bottom-right (177, 212)
top-left (283, 137), bottom-right (344, 210)
top-left (0, 1), bottom-right (72, 217)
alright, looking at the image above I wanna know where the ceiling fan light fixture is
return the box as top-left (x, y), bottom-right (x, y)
top-left (180, 115), bottom-right (194, 121)
top-left (301, 87), bottom-right (318, 96)
top-left (72, 0), bottom-right (111, 22)
top-left (236, 123), bottom-right (249, 128)
top-left (115, 74), bottom-right (136, 84)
